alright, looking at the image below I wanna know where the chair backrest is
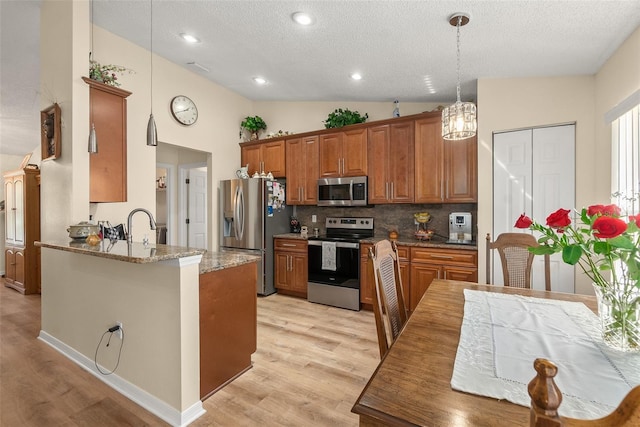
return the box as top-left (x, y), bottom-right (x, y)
top-left (369, 239), bottom-right (408, 358)
top-left (529, 358), bottom-right (640, 426)
top-left (486, 232), bottom-right (551, 291)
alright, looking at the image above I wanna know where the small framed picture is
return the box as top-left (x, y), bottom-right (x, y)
top-left (41, 103), bottom-right (61, 160)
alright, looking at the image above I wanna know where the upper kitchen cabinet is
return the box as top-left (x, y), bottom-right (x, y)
top-left (368, 121), bottom-right (415, 204)
top-left (444, 135), bottom-right (477, 202)
top-left (4, 167), bottom-right (40, 294)
top-left (286, 135), bottom-right (319, 205)
top-left (240, 139), bottom-right (286, 178)
top-left (83, 77), bottom-right (131, 203)
top-left (319, 128), bottom-right (367, 177)
top-left (414, 115), bottom-right (477, 203)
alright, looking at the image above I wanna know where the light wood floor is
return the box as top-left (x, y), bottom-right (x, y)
top-left (0, 280), bottom-right (380, 426)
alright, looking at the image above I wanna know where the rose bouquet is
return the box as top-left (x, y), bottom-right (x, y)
top-left (514, 205), bottom-right (640, 351)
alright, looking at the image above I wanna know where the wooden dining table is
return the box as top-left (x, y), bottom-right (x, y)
top-left (351, 279), bottom-right (598, 427)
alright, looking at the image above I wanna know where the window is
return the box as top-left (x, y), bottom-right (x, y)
top-left (612, 104), bottom-right (640, 214)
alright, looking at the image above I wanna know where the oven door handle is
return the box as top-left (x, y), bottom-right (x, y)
top-left (307, 240), bottom-right (360, 249)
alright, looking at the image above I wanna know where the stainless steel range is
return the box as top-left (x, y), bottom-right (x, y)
top-left (307, 216), bottom-right (374, 311)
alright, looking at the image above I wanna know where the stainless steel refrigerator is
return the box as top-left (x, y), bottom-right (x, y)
top-left (220, 178), bottom-right (291, 295)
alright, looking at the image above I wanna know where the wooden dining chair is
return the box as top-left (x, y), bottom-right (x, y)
top-left (486, 232), bottom-right (551, 291)
top-left (528, 358), bottom-right (640, 426)
top-left (369, 239), bottom-right (408, 358)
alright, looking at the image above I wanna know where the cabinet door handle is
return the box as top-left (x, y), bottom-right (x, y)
top-left (385, 182), bottom-right (389, 200)
top-left (390, 182), bottom-right (394, 200)
top-left (444, 271), bottom-right (447, 280)
top-left (289, 255), bottom-right (293, 271)
top-left (301, 187), bottom-right (304, 200)
top-left (431, 254), bottom-right (454, 260)
top-left (441, 181), bottom-right (444, 201)
top-left (282, 243), bottom-right (296, 247)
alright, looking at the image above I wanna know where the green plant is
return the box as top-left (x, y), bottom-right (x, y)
top-left (240, 116), bottom-right (267, 132)
top-left (323, 108), bottom-right (368, 129)
top-left (89, 60), bottom-right (134, 87)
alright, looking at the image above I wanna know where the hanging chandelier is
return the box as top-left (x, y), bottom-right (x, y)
top-left (442, 13), bottom-right (477, 141)
top-left (147, 0), bottom-right (158, 146)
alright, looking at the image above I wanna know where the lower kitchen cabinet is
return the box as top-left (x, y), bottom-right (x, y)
top-left (274, 238), bottom-right (308, 296)
top-left (409, 247), bottom-right (477, 311)
top-left (4, 247), bottom-right (26, 291)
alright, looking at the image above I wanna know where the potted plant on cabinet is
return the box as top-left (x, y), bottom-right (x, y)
top-left (323, 108), bottom-right (368, 129)
top-left (241, 116), bottom-right (267, 140)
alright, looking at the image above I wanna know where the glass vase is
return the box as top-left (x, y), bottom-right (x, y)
top-left (593, 281), bottom-right (640, 352)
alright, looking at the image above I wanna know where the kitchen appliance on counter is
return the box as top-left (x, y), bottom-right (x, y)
top-left (447, 212), bottom-right (474, 244)
top-left (307, 216), bottom-right (374, 311)
top-left (220, 178), bottom-right (291, 295)
top-left (317, 176), bottom-right (367, 207)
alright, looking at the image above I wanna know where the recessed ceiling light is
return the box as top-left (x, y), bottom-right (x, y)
top-left (350, 73), bottom-right (362, 80)
top-left (292, 12), bottom-right (314, 25)
top-left (180, 33), bottom-right (200, 43)
top-left (253, 77), bottom-right (267, 85)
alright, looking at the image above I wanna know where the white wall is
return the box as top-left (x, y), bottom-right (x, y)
top-left (477, 25), bottom-right (640, 295)
top-left (253, 101), bottom-right (441, 136)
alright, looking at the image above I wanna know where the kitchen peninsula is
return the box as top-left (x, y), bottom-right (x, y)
top-left (36, 240), bottom-right (259, 427)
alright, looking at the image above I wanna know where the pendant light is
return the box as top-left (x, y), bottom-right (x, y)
top-left (146, 0), bottom-right (158, 146)
top-left (88, 0), bottom-right (98, 153)
top-left (442, 13), bottom-right (477, 141)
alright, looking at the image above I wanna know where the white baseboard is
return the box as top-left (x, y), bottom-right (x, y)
top-left (38, 330), bottom-right (205, 426)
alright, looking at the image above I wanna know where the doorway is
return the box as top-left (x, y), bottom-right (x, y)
top-left (179, 163), bottom-right (208, 249)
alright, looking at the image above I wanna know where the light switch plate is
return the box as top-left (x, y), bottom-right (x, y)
top-left (312, 215), bottom-right (317, 223)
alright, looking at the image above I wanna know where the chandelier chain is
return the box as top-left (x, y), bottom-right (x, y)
top-left (456, 15), bottom-right (461, 103)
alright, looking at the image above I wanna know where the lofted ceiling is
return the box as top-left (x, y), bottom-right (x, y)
top-left (1, 0), bottom-right (640, 156)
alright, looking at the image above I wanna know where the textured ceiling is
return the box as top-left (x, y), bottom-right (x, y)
top-left (2, 0), bottom-right (640, 156)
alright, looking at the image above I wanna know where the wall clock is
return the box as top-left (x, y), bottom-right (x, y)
top-left (170, 95), bottom-right (198, 125)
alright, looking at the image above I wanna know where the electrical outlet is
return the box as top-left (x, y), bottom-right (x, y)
top-left (116, 322), bottom-right (123, 340)
top-left (312, 215), bottom-right (317, 223)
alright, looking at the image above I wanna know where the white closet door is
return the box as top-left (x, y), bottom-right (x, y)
top-left (531, 126), bottom-right (575, 292)
top-left (492, 124), bottom-right (575, 292)
top-left (492, 130), bottom-right (532, 286)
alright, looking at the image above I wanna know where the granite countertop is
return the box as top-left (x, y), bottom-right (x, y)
top-left (37, 240), bottom-right (261, 275)
top-left (36, 240), bottom-right (206, 263)
top-left (199, 251), bottom-right (261, 274)
top-left (273, 233), bottom-right (477, 250)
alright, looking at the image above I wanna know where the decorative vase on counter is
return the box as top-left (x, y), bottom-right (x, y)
top-left (594, 281), bottom-right (640, 352)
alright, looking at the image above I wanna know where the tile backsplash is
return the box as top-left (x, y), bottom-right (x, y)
top-left (292, 203), bottom-right (477, 242)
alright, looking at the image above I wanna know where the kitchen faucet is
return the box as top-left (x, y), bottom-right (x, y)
top-left (127, 208), bottom-right (157, 243)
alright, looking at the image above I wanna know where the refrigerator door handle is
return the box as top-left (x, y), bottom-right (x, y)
top-left (234, 184), bottom-right (245, 240)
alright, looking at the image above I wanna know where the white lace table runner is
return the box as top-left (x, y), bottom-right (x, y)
top-left (451, 289), bottom-right (640, 419)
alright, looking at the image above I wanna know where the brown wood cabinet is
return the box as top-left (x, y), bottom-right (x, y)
top-left (414, 116), bottom-right (477, 203)
top-left (444, 135), bottom-right (478, 202)
top-left (368, 122), bottom-right (415, 204)
top-left (199, 261), bottom-right (257, 400)
top-left (240, 139), bottom-right (286, 178)
top-left (319, 129), bottom-right (367, 177)
top-left (409, 247), bottom-right (477, 311)
top-left (83, 77), bottom-right (131, 203)
top-left (4, 168), bottom-right (40, 294)
top-left (285, 136), bottom-right (319, 205)
top-left (274, 238), bottom-right (308, 296)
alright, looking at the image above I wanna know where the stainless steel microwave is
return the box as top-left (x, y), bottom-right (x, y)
top-left (317, 176), bottom-right (367, 207)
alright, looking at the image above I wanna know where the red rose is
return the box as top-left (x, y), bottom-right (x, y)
top-left (587, 205), bottom-right (605, 216)
top-left (587, 204), bottom-right (621, 217)
top-left (514, 214), bottom-right (533, 229)
top-left (592, 216), bottom-right (627, 238)
top-left (546, 208), bottom-right (572, 230)
top-left (602, 204), bottom-right (621, 216)
top-left (629, 214), bottom-right (640, 227)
